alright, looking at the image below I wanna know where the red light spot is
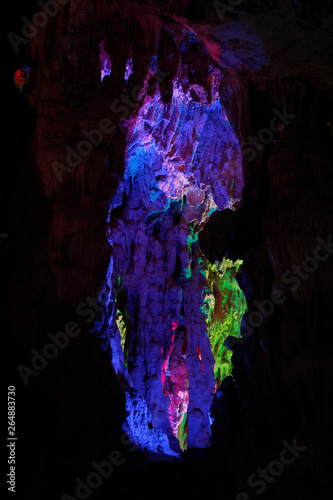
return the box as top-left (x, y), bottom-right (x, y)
top-left (161, 358), bottom-right (168, 386)
top-left (15, 69), bottom-right (25, 88)
top-left (197, 346), bottom-right (205, 376)
top-left (161, 333), bottom-right (176, 386)
top-left (172, 320), bottom-right (178, 330)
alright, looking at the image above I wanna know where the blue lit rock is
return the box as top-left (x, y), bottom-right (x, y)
top-left (122, 390), bottom-right (179, 456)
top-left (108, 73), bottom-right (243, 451)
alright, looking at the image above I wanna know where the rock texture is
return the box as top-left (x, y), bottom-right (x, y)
top-left (106, 73), bottom-right (244, 450)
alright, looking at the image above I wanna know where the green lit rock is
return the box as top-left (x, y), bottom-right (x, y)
top-left (201, 256), bottom-right (247, 388)
top-left (177, 411), bottom-right (188, 451)
top-left (116, 310), bottom-right (127, 352)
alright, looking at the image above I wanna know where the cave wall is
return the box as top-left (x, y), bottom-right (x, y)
top-left (4, 0), bottom-right (333, 498)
